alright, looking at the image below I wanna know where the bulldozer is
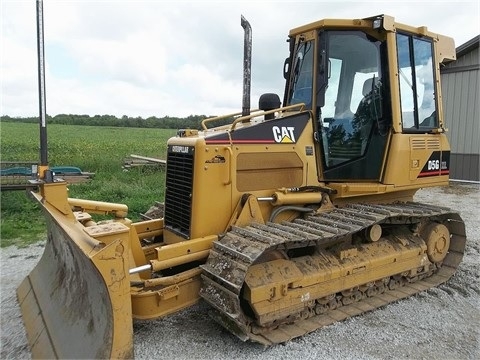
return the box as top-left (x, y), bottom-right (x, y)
top-left (17, 6), bottom-right (466, 359)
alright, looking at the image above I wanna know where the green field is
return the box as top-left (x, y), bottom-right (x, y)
top-left (1, 122), bottom-right (176, 247)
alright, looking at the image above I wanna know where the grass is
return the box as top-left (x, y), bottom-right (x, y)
top-left (1, 122), bottom-right (176, 247)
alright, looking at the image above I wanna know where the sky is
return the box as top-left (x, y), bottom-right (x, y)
top-left (1, 0), bottom-right (479, 119)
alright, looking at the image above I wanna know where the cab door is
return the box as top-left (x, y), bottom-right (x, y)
top-left (318, 31), bottom-right (391, 181)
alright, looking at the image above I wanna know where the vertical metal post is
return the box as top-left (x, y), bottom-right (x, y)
top-left (241, 15), bottom-right (252, 117)
top-left (36, 0), bottom-right (49, 179)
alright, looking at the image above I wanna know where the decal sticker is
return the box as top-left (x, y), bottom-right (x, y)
top-left (205, 112), bottom-right (310, 145)
top-left (418, 151), bottom-right (450, 178)
top-left (205, 155), bottom-right (225, 163)
top-left (272, 126), bottom-right (296, 143)
top-left (168, 145), bottom-right (194, 155)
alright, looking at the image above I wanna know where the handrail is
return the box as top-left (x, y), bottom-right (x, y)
top-left (223, 147), bottom-right (233, 185)
top-left (201, 103), bottom-right (306, 131)
top-left (201, 109), bottom-right (260, 130)
top-left (229, 103), bottom-right (305, 131)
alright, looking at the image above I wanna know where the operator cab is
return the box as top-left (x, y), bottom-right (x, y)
top-left (283, 16), bottom-right (440, 182)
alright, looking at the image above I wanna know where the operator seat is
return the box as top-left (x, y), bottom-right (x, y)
top-left (355, 77), bottom-right (381, 153)
top-left (362, 77), bottom-right (379, 98)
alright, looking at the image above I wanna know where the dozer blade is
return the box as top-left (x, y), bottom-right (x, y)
top-left (17, 190), bottom-right (134, 359)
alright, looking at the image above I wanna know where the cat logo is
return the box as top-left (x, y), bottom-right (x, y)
top-left (272, 126), bottom-right (296, 143)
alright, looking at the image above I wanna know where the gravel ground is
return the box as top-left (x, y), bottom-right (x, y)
top-left (1, 182), bottom-right (479, 359)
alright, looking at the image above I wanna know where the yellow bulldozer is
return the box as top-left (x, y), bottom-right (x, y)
top-left (17, 5), bottom-right (466, 359)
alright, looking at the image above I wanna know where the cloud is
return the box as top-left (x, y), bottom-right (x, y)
top-left (1, 1), bottom-right (479, 118)
top-left (1, 36), bottom-right (38, 115)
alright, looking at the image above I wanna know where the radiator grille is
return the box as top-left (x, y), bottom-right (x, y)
top-left (164, 146), bottom-right (195, 239)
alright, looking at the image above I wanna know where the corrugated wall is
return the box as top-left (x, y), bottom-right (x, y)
top-left (441, 45), bottom-right (479, 182)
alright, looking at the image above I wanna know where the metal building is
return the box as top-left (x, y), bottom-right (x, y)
top-left (441, 35), bottom-right (480, 182)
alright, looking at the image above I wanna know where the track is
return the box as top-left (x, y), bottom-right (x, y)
top-left (199, 202), bottom-right (466, 345)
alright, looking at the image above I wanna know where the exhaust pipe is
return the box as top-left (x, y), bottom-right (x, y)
top-left (241, 15), bottom-right (252, 117)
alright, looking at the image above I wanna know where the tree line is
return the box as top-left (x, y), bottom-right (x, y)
top-left (0, 113), bottom-right (232, 129)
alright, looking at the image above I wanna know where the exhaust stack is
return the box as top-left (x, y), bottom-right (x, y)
top-left (241, 15), bottom-right (252, 117)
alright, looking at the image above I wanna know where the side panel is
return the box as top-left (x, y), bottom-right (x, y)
top-left (166, 112), bottom-right (318, 242)
top-left (164, 140), bottom-right (233, 242)
top-left (382, 133), bottom-right (450, 186)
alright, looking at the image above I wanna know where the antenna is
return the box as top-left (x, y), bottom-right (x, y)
top-left (36, 0), bottom-right (51, 181)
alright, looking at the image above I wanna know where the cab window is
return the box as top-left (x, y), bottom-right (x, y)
top-left (397, 33), bottom-right (437, 130)
top-left (289, 40), bottom-right (314, 109)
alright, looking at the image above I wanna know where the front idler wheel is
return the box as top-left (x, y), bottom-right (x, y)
top-left (422, 223), bottom-right (451, 263)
